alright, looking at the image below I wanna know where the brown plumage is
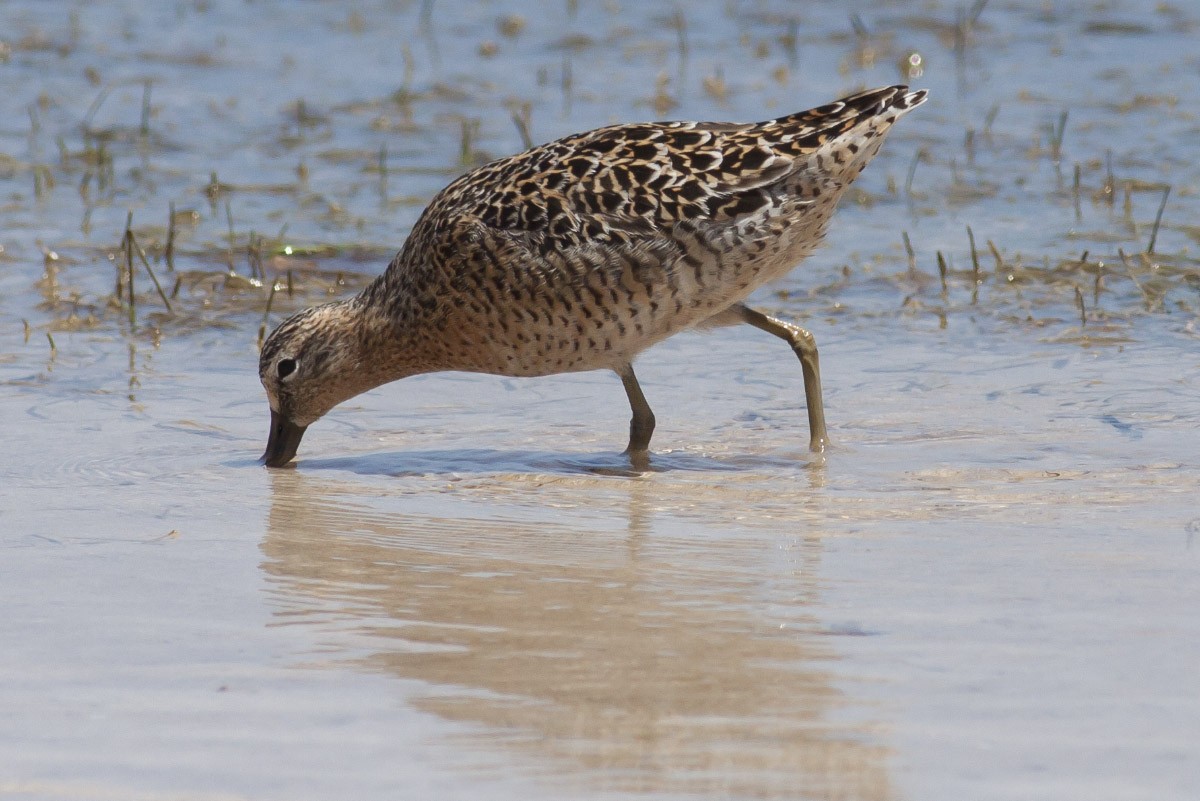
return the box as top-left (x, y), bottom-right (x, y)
top-left (260, 85), bottom-right (928, 467)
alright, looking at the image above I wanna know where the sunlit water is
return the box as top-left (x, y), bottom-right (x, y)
top-left (2, 1), bottom-right (1198, 799)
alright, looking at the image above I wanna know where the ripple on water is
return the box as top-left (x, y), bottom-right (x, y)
top-left (294, 443), bottom-right (823, 478)
top-left (9, 405), bottom-right (234, 490)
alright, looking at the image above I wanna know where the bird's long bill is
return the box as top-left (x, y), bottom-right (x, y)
top-left (261, 409), bottom-right (307, 468)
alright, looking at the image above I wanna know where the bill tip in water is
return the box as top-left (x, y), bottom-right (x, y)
top-left (261, 408), bottom-right (307, 468)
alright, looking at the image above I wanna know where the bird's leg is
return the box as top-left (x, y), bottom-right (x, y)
top-left (617, 363), bottom-right (655, 469)
top-left (734, 303), bottom-right (828, 452)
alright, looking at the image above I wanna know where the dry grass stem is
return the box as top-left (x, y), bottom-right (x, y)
top-left (1147, 186), bottom-right (1170, 254)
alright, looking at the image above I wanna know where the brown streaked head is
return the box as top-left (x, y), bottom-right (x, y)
top-left (257, 299), bottom-right (375, 468)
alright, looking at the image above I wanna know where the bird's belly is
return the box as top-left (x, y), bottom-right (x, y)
top-left (435, 212), bottom-right (834, 378)
top-left (445, 302), bottom-right (681, 377)
top-left (440, 272), bottom-right (773, 378)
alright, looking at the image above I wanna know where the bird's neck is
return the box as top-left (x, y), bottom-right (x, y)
top-left (342, 292), bottom-right (429, 395)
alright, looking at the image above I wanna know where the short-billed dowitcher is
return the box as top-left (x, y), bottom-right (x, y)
top-left (260, 85), bottom-right (927, 467)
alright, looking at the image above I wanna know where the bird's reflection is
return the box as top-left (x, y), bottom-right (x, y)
top-left (261, 469), bottom-right (891, 799)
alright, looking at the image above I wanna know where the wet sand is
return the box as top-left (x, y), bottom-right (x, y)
top-left (2, 1), bottom-right (1199, 799)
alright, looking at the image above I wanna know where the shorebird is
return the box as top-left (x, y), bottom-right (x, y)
top-left (260, 85), bottom-right (927, 468)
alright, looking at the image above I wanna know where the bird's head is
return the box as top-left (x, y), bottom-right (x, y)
top-left (258, 301), bottom-right (369, 467)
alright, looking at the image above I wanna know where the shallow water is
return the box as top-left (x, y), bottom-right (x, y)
top-left (2, 1), bottom-right (1199, 799)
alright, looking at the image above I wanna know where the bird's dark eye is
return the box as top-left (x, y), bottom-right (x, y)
top-left (277, 358), bottom-right (298, 379)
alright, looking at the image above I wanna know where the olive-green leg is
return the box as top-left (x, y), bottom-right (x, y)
top-left (734, 303), bottom-right (829, 452)
top-left (617, 363), bottom-right (655, 467)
